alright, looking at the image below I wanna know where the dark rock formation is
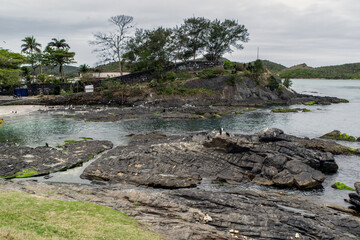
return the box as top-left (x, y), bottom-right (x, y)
top-left (1, 179), bottom-right (359, 240)
top-left (355, 182), bottom-right (360, 195)
top-left (320, 130), bottom-right (359, 142)
top-left (0, 140), bottom-right (113, 178)
top-left (82, 129), bottom-right (341, 189)
top-left (347, 193), bottom-right (360, 212)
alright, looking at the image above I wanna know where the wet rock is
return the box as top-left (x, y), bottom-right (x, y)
top-left (355, 182), bottom-right (360, 195)
top-left (82, 129), bottom-right (344, 190)
top-left (0, 140), bottom-right (113, 178)
top-left (347, 193), bottom-right (360, 212)
top-left (320, 130), bottom-right (358, 142)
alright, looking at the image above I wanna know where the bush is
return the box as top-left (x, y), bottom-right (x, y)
top-left (199, 66), bottom-right (224, 79)
top-left (234, 62), bottom-right (245, 72)
top-left (268, 76), bottom-right (280, 91)
top-left (213, 66), bottom-right (225, 75)
top-left (166, 71), bottom-right (177, 81)
top-left (283, 77), bottom-right (293, 88)
top-left (37, 73), bottom-right (50, 83)
top-left (226, 75), bottom-right (237, 85)
top-left (224, 61), bottom-right (235, 70)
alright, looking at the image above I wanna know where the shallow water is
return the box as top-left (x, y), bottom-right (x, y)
top-left (1, 79), bottom-right (360, 206)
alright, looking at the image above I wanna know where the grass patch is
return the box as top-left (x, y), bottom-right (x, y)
top-left (0, 192), bottom-right (162, 240)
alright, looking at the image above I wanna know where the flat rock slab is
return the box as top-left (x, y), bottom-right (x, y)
top-left (82, 129), bottom-right (345, 189)
top-left (0, 140), bottom-right (113, 178)
top-left (1, 179), bottom-right (359, 240)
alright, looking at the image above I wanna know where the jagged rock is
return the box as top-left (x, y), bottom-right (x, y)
top-left (355, 182), bottom-right (360, 194)
top-left (82, 129), bottom-right (342, 190)
top-left (348, 193), bottom-right (360, 212)
top-left (0, 140), bottom-right (113, 178)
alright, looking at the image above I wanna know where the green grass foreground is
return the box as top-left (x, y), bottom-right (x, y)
top-left (0, 191), bottom-right (163, 240)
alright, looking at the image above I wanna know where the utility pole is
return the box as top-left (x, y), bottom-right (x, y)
top-left (257, 47), bottom-right (260, 60)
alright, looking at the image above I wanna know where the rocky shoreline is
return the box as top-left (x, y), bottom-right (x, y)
top-left (0, 128), bottom-right (359, 239)
top-left (0, 179), bottom-right (359, 240)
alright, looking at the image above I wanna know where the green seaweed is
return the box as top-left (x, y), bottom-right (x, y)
top-left (1, 169), bottom-right (38, 179)
top-left (304, 101), bottom-right (317, 105)
top-left (332, 182), bottom-right (354, 191)
top-left (80, 137), bottom-right (93, 140)
top-left (64, 140), bottom-right (79, 144)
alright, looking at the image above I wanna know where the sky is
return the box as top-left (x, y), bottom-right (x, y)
top-left (1, 0), bottom-right (359, 68)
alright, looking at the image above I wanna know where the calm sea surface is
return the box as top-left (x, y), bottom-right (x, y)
top-left (1, 79), bottom-right (359, 205)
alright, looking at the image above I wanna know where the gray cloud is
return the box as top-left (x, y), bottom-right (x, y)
top-left (1, 0), bottom-right (359, 67)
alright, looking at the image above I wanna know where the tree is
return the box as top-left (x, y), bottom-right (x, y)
top-left (47, 38), bottom-right (70, 50)
top-left (0, 49), bottom-right (25, 86)
top-left (204, 19), bottom-right (249, 62)
top-left (180, 17), bottom-right (210, 61)
top-left (124, 27), bottom-right (174, 72)
top-left (21, 36), bottom-right (42, 77)
top-left (44, 39), bottom-right (75, 79)
top-left (90, 15), bottom-right (134, 75)
top-left (79, 64), bottom-right (91, 74)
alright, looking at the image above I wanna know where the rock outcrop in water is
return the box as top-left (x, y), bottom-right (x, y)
top-left (1, 179), bottom-right (359, 240)
top-left (0, 140), bottom-right (113, 178)
top-left (82, 129), bottom-right (340, 189)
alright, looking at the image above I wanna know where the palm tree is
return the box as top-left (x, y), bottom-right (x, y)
top-left (21, 36), bottom-right (41, 54)
top-left (21, 36), bottom-right (42, 78)
top-left (47, 38), bottom-right (70, 50)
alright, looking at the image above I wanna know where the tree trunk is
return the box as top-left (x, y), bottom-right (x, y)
top-left (59, 65), bottom-right (63, 80)
top-left (118, 52), bottom-right (123, 76)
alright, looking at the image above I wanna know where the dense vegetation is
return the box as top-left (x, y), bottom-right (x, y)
top-left (0, 49), bottom-right (25, 86)
top-left (93, 15), bottom-right (249, 73)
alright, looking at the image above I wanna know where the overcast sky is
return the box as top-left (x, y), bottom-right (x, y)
top-left (1, 0), bottom-right (359, 67)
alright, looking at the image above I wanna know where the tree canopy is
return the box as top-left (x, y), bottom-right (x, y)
top-left (121, 17), bottom-right (249, 72)
top-left (44, 39), bottom-right (75, 78)
top-left (0, 49), bottom-right (25, 86)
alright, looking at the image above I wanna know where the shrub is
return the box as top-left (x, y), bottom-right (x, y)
top-left (37, 73), bottom-right (50, 83)
top-left (166, 71), bottom-right (177, 81)
top-left (226, 75), bottom-right (237, 85)
top-left (199, 66), bottom-right (224, 79)
top-left (283, 77), bottom-right (293, 88)
top-left (235, 62), bottom-right (245, 72)
top-left (267, 76), bottom-right (280, 91)
top-left (224, 61), bottom-right (235, 70)
top-left (213, 66), bottom-right (225, 75)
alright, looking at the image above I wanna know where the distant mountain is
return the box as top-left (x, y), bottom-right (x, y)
top-left (96, 60), bottom-right (360, 79)
top-left (279, 63), bottom-right (360, 79)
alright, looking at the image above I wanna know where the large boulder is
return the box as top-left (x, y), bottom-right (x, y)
top-left (82, 129), bottom-right (344, 190)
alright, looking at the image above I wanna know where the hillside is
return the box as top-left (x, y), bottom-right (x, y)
top-left (260, 60), bottom-right (287, 73)
top-left (279, 62), bottom-right (360, 79)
